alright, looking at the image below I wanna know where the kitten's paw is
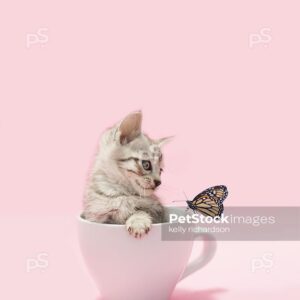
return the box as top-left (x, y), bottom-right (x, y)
top-left (126, 212), bottom-right (152, 238)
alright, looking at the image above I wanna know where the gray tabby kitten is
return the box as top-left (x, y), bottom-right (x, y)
top-left (83, 111), bottom-right (171, 238)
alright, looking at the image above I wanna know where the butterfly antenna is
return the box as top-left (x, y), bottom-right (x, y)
top-left (182, 190), bottom-right (188, 201)
top-left (172, 191), bottom-right (189, 203)
top-left (183, 191), bottom-right (191, 212)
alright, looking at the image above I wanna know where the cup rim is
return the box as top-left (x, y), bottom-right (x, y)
top-left (78, 205), bottom-right (186, 227)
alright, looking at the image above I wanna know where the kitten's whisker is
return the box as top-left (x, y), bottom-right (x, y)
top-left (159, 184), bottom-right (182, 191)
top-left (158, 184), bottom-right (190, 195)
top-left (157, 186), bottom-right (177, 192)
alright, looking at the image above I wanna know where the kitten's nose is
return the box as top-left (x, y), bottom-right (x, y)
top-left (154, 180), bottom-right (161, 187)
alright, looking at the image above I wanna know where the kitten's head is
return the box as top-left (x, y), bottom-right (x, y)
top-left (98, 111), bottom-right (172, 196)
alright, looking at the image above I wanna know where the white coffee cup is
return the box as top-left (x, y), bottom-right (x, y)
top-left (78, 207), bottom-right (216, 300)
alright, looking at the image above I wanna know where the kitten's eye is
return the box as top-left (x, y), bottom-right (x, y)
top-left (160, 168), bottom-right (164, 173)
top-left (142, 160), bottom-right (152, 171)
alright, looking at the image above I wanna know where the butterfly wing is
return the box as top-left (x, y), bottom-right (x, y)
top-left (191, 185), bottom-right (228, 217)
top-left (207, 185), bottom-right (228, 204)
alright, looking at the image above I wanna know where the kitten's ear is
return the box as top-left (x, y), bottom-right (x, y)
top-left (116, 111), bottom-right (142, 145)
top-left (156, 136), bottom-right (174, 147)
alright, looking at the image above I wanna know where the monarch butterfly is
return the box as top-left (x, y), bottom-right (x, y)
top-left (185, 185), bottom-right (228, 217)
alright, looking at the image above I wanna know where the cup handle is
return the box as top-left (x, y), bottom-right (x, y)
top-left (179, 234), bottom-right (217, 281)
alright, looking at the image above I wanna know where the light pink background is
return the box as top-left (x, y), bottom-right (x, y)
top-left (0, 1), bottom-right (299, 299)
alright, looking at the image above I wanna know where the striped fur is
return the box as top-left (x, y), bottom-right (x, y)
top-left (83, 111), bottom-right (171, 238)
